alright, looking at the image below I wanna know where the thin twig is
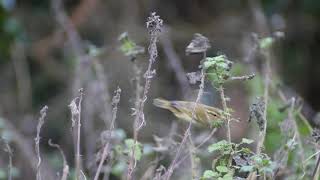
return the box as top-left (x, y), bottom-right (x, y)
top-left (312, 153), bottom-right (320, 180)
top-left (35, 105), bottom-right (48, 180)
top-left (229, 74), bottom-right (255, 81)
top-left (164, 52), bottom-right (206, 180)
top-left (0, 117), bottom-right (55, 179)
top-left (174, 128), bottom-right (217, 168)
top-left (48, 139), bottom-right (69, 180)
top-left (94, 87), bottom-right (121, 180)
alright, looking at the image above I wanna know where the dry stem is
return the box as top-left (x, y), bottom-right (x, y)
top-left (126, 12), bottom-right (162, 180)
top-left (164, 53), bottom-right (206, 179)
top-left (35, 105), bottom-right (48, 180)
top-left (48, 139), bottom-right (69, 180)
top-left (69, 89), bottom-right (84, 180)
top-left (218, 85), bottom-right (231, 142)
top-left (4, 141), bottom-right (13, 180)
top-left (76, 89), bottom-right (84, 180)
top-left (94, 87), bottom-right (121, 180)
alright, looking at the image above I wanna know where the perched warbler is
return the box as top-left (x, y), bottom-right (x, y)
top-left (153, 98), bottom-right (228, 127)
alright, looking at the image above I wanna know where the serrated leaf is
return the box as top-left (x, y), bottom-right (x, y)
top-left (208, 140), bottom-right (229, 153)
top-left (239, 147), bottom-right (253, 154)
top-left (241, 138), bottom-right (254, 144)
top-left (118, 32), bottom-right (145, 58)
top-left (202, 170), bottom-right (219, 178)
top-left (222, 173), bottom-right (233, 180)
top-left (240, 165), bottom-right (254, 172)
top-left (124, 138), bottom-right (142, 161)
top-left (216, 166), bottom-right (229, 173)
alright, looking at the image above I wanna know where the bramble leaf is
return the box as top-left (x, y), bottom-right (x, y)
top-left (241, 138), bottom-right (254, 144)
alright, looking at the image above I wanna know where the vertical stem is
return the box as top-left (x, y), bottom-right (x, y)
top-left (5, 142), bottom-right (12, 180)
top-left (312, 154), bottom-right (320, 180)
top-left (164, 52), bottom-right (206, 180)
top-left (256, 52), bottom-right (270, 155)
top-left (35, 106), bottom-right (48, 180)
top-left (75, 90), bottom-right (83, 180)
top-left (219, 86), bottom-right (231, 142)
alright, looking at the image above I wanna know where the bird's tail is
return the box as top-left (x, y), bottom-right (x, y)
top-left (153, 98), bottom-right (171, 109)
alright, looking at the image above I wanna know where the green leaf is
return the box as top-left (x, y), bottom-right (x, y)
top-left (111, 161), bottom-right (127, 177)
top-left (216, 166), bottom-right (229, 173)
top-left (118, 32), bottom-right (145, 58)
top-left (261, 159), bottom-right (270, 166)
top-left (202, 170), bottom-right (219, 178)
top-left (125, 138), bottom-right (142, 161)
top-left (259, 37), bottom-right (274, 49)
top-left (252, 155), bottom-right (263, 164)
top-left (240, 165), bottom-right (254, 172)
top-left (208, 140), bottom-right (229, 153)
top-left (210, 119), bottom-right (224, 128)
top-left (125, 139), bottom-right (134, 147)
top-left (241, 138), bottom-right (254, 144)
top-left (239, 147), bottom-right (253, 154)
top-left (222, 173), bottom-right (233, 180)
top-left (204, 55), bottom-right (233, 85)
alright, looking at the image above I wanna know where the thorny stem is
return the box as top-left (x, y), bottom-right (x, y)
top-left (164, 52), bottom-right (206, 180)
top-left (94, 87), bottom-right (121, 180)
top-left (35, 105), bottom-right (48, 180)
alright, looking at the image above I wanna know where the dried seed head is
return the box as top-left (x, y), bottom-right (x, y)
top-left (312, 128), bottom-right (320, 143)
top-left (146, 12), bottom-right (163, 35)
top-left (186, 71), bottom-right (202, 84)
top-left (186, 33), bottom-right (211, 54)
top-left (248, 97), bottom-right (266, 131)
top-left (112, 87), bottom-right (121, 106)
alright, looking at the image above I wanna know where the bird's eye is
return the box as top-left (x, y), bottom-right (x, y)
top-left (208, 111), bottom-right (217, 117)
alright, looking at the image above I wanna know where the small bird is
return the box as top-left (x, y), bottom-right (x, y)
top-left (153, 98), bottom-right (228, 127)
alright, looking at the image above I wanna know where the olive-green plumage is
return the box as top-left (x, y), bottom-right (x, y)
top-left (153, 98), bottom-right (227, 127)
